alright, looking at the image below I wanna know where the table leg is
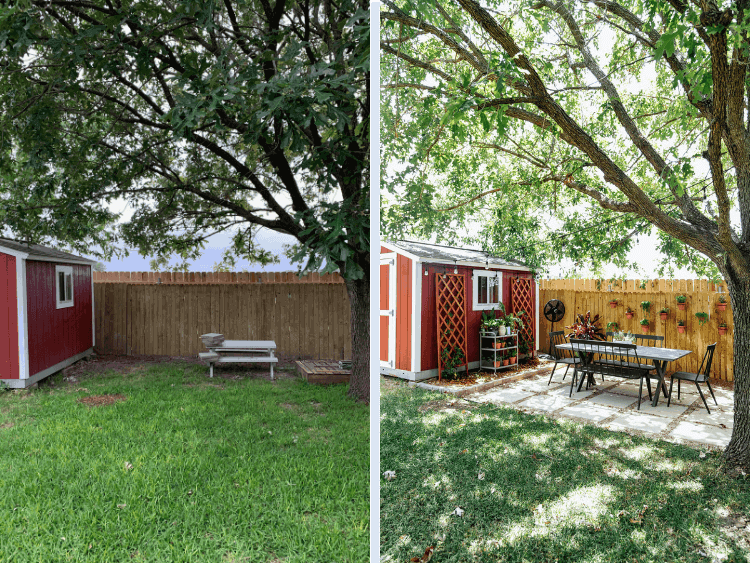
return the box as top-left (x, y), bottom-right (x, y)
top-left (651, 360), bottom-right (669, 407)
top-left (210, 363), bottom-right (214, 378)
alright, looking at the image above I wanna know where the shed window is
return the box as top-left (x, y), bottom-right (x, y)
top-left (56, 265), bottom-right (74, 309)
top-left (472, 270), bottom-right (501, 310)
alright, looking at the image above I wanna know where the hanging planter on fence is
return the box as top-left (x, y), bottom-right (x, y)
top-left (639, 319), bottom-right (650, 333)
top-left (677, 321), bottom-right (686, 334)
top-left (625, 308), bottom-right (635, 319)
top-left (609, 300), bottom-right (618, 308)
top-left (717, 295), bottom-right (728, 311)
top-left (676, 295), bottom-right (687, 310)
top-left (659, 307), bottom-right (669, 320)
top-left (719, 324), bottom-right (728, 336)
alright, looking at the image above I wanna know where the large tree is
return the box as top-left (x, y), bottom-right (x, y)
top-left (381, 0), bottom-right (750, 465)
top-left (0, 0), bottom-right (369, 400)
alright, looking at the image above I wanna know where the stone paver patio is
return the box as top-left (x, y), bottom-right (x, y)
top-left (464, 365), bottom-right (733, 448)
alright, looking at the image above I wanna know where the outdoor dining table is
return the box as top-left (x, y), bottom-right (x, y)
top-left (556, 342), bottom-right (693, 407)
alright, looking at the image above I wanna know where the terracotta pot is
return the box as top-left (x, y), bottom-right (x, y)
top-left (626, 312), bottom-right (634, 319)
top-left (510, 357), bottom-right (516, 364)
top-left (717, 303), bottom-right (727, 311)
top-left (640, 324), bottom-right (649, 333)
top-left (677, 325), bottom-right (685, 333)
top-left (609, 302), bottom-right (617, 308)
top-left (677, 303), bottom-right (686, 310)
top-left (503, 359), bottom-right (509, 366)
top-left (493, 361), bottom-right (502, 368)
top-left (719, 327), bottom-right (727, 335)
top-left (660, 313), bottom-right (668, 320)
top-left (493, 342), bottom-right (503, 349)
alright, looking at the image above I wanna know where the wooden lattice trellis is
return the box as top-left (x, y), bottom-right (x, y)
top-left (511, 278), bottom-right (536, 357)
top-left (436, 273), bottom-right (468, 381)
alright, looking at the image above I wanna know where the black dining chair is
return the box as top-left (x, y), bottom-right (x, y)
top-left (547, 331), bottom-right (580, 385)
top-left (668, 343), bottom-right (718, 413)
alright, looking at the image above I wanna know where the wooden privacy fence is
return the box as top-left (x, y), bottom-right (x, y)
top-left (94, 271), bottom-right (344, 283)
top-left (539, 278), bottom-right (734, 382)
top-left (94, 282), bottom-right (351, 359)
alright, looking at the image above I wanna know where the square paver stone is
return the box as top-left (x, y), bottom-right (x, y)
top-left (518, 378), bottom-right (566, 392)
top-left (636, 402), bottom-right (688, 419)
top-left (607, 413), bottom-right (672, 434)
top-left (588, 393), bottom-right (638, 409)
top-left (475, 388), bottom-right (535, 404)
top-left (548, 385), bottom-right (595, 400)
top-left (670, 421), bottom-right (731, 447)
top-left (559, 403), bottom-right (619, 423)
top-left (683, 408), bottom-right (734, 429)
top-left (518, 394), bottom-right (575, 413)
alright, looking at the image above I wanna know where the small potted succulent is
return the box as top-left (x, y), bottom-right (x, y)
top-left (639, 317), bottom-right (650, 332)
top-left (717, 294), bottom-right (728, 311)
top-left (608, 298), bottom-right (618, 309)
top-left (641, 301), bottom-right (651, 313)
top-left (606, 321), bottom-right (620, 332)
top-left (502, 353), bottom-right (510, 366)
top-left (718, 322), bottom-right (728, 336)
top-left (509, 349), bottom-right (518, 364)
top-left (625, 307), bottom-right (635, 319)
top-left (659, 307), bottom-right (669, 320)
top-left (677, 319), bottom-right (686, 333)
top-left (695, 311), bottom-right (709, 326)
top-left (613, 330), bottom-right (635, 344)
top-left (676, 295), bottom-right (687, 310)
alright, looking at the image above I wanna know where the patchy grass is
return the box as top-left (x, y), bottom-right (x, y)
top-left (380, 379), bottom-right (750, 563)
top-left (0, 363), bottom-right (368, 562)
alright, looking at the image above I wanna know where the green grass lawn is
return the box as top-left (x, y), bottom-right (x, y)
top-left (381, 379), bottom-right (750, 563)
top-left (0, 362), bottom-right (368, 563)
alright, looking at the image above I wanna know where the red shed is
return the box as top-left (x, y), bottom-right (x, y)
top-left (0, 239), bottom-right (95, 388)
top-left (380, 241), bottom-right (538, 381)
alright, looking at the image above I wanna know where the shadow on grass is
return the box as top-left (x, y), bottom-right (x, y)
top-left (381, 386), bottom-right (750, 563)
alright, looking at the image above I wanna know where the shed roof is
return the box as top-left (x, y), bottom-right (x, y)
top-left (384, 240), bottom-right (530, 270)
top-left (0, 238), bottom-right (97, 265)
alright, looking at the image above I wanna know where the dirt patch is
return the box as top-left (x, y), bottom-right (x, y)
top-left (418, 399), bottom-right (470, 413)
top-left (428, 357), bottom-right (543, 388)
top-left (280, 403), bottom-right (300, 412)
top-left (78, 394), bottom-right (127, 407)
top-left (0, 421), bottom-right (14, 429)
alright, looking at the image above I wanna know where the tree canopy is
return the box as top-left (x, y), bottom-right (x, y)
top-left (381, 0), bottom-right (733, 279)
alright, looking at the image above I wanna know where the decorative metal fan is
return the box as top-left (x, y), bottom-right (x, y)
top-left (544, 299), bottom-right (565, 324)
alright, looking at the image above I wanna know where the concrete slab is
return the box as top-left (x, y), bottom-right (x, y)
top-left (559, 404), bottom-right (619, 423)
top-left (547, 385), bottom-right (595, 399)
top-left (473, 387), bottom-right (536, 404)
top-left (518, 394), bottom-right (576, 413)
top-left (588, 393), bottom-right (638, 409)
top-left (518, 378), bottom-right (567, 392)
top-left (607, 413), bottom-right (672, 434)
top-left (683, 408), bottom-right (734, 429)
top-left (636, 402), bottom-right (689, 419)
top-left (670, 421), bottom-right (732, 447)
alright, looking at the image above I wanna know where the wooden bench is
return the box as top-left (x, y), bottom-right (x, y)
top-left (199, 340), bottom-right (278, 379)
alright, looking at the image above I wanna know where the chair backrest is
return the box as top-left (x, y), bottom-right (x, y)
top-left (569, 338), bottom-right (641, 371)
top-left (549, 330), bottom-right (567, 360)
top-left (698, 343), bottom-right (717, 379)
top-left (634, 334), bottom-right (664, 348)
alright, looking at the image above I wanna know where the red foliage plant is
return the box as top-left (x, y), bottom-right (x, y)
top-left (565, 311), bottom-right (606, 341)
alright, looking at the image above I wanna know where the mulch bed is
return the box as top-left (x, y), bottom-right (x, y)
top-left (77, 394), bottom-right (127, 407)
top-left (428, 356), bottom-right (543, 387)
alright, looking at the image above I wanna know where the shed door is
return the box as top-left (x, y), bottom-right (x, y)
top-left (380, 256), bottom-right (396, 368)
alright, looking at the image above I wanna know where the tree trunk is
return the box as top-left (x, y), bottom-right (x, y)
top-left (345, 274), bottom-right (370, 403)
top-left (723, 278), bottom-right (750, 467)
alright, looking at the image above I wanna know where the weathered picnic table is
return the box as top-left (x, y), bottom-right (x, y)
top-left (199, 339), bottom-right (278, 379)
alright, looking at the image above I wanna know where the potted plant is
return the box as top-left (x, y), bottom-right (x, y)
top-left (493, 340), bottom-right (505, 349)
top-left (625, 307), bottom-right (635, 319)
top-left (695, 311), bottom-right (709, 326)
top-left (677, 319), bottom-right (686, 333)
top-left (659, 307), bottom-right (669, 320)
top-left (503, 313), bottom-right (525, 335)
top-left (608, 298), bottom-right (618, 309)
top-left (641, 301), bottom-right (651, 313)
top-left (606, 321), bottom-right (619, 332)
top-left (509, 349), bottom-right (517, 364)
top-left (718, 322), bottom-right (728, 336)
top-left (676, 295), bottom-right (687, 310)
top-left (717, 294), bottom-right (728, 311)
top-left (613, 330), bottom-right (635, 344)
top-left (565, 311), bottom-right (606, 340)
top-left (441, 345), bottom-right (466, 380)
top-left (639, 317), bottom-right (650, 332)
top-left (502, 353), bottom-right (509, 366)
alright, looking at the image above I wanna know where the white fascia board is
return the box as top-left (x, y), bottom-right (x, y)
top-left (411, 260), bottom-right (420, 373)
top-left (0, 245), bottom-right (29, 260)
top-left (15, 256), bottom-right (29, 379)
top-left (381, 243), bottom-right (532, 271)
top-left (25, 256), bottom-right (96, 266)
